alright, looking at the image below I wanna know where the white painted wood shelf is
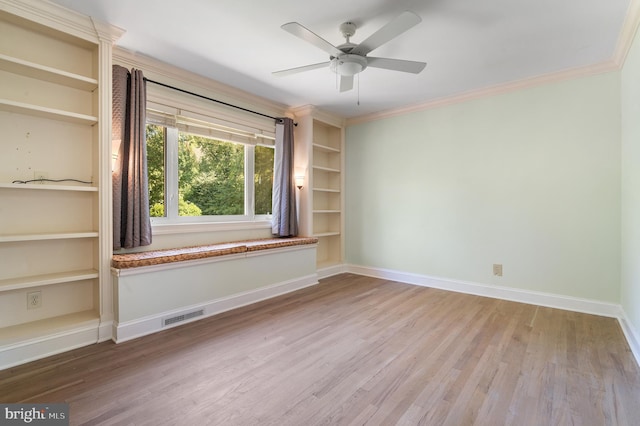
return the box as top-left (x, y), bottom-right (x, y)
top-left (0, 182), bottom-right (97, 191)
top-left (0, 269), bottom-right (99, 292)
top-left (0, 53), bottom-right (98, 90)
top-left (312, 165), bottom-right (340, 173)
top-left (0, 310), bottom-right (99, 347)
top-left (0, 99), bottom-right (98, 125)
top-left (313, 231), bottom-right (341, 237)
top-left (313, 187), bottom-right (340, 193)
top-left (0, 232), bottom-right (98, 243)
top-left (312, 143), bottom-right (340, 153)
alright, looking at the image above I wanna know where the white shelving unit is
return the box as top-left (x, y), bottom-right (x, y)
top-left (293, 106), bottom-right (345, 273)
top-left (0, 0), bottom-right (122, 369)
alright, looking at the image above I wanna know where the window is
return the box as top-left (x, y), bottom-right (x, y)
top-left (146, 106), bottom-right (275, 224)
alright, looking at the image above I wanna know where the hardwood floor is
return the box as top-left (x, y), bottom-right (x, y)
top-left (1, 274), bottom-right (639, 425)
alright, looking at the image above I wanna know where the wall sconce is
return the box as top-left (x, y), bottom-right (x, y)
top-left (294, 167), bottom-right (305, 190)
top-left (112, 139), bottom-right (121, 171)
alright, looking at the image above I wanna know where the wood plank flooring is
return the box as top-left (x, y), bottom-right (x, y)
top-left (1, 273), bottom-right (639, 425)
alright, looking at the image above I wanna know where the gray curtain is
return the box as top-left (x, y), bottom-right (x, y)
top-left (112, 65), bottom-right (152, 249)
top-left (271, 117), bottom-right (298, 237)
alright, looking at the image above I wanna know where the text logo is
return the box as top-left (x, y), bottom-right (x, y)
top-left (1, 404), bottom-right (69, 425)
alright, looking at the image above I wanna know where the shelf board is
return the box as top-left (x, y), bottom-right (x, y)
top-left (313, 143), bottom-right (340, 153)
top-left (312, 165), bottom-right (340, 173)
top-left (313, 187), bottom-right (340, 193)
top-left (0, 53), bottom-right (98, 90)
top-left (0, 269), bottom-right (99, 292)
top-left (0, 310), bottom-right (99, 347)
top-left (0, 232), bottom-right (98, 243)
top-left (0, 182), bottom-right (97, 192)
top-left (0, 99), bottom-right (98, 125)
top-left (313, 231), bottom-right (341, 237)
top-left (313, 210), bottom-right (341, 214)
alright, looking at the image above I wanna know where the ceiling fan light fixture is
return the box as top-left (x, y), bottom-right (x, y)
top-left (330, 54), bottom-right (368, 76)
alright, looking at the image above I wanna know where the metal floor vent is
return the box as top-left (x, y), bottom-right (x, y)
top-left (163, 309), bottom-right (204, 327)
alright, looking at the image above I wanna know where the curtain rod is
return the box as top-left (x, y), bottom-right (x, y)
top-left (144, 78), bottom-right (296, 125)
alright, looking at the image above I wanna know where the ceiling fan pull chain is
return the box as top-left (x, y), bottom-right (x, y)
top-left (357, 73), bottom-right (360, 106)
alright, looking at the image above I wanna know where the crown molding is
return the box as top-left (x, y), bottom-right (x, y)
top-left (113, 47), bottom-right (288, 121)
top-left (0, 0), bottom-right (123, 44)
top-left (613, 0), bottom-right (640, 67)
top-left (289, 104), bottom-right (346, 128)
top-left (347, 0), bottom-right (640, 127)
top-left (346, 60), bottom-right (619, 126)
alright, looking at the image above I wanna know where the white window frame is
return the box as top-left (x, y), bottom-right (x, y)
top-left (145, 97), bottom-right (276, 229)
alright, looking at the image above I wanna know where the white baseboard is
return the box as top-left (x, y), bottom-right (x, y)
top-left (347, 264), bottom-right (622, 318)
top-left (0, 324), bottom-right (99, 371)
top-left (98, 320), bottom-right (113, 342)
top-left (317, 264), bottom-right (347, 279)
top-left (113, 273), bottom-right (319, 343)
top-left (619, 312), bottom-right (640, 367)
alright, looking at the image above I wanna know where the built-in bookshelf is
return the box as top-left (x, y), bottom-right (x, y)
top-left (293, 106), bottom-right (344, 272)
top-left (0, 0), bottom-right (122, 369)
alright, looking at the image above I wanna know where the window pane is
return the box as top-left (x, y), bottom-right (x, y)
top-left (255, 145), bottom-right (274, 215)
top-left (179, 132), bottom-right (245, 216)
top-left (146, 124), bottom-right (165, 217)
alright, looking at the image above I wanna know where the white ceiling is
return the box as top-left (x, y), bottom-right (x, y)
top-left (51, 0), bottom-right (631, 119)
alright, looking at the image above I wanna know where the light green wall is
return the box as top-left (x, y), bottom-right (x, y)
top-left (621, 25), bottom-right (640, 332)
top-left (346, 72), bottom-right (621, 302)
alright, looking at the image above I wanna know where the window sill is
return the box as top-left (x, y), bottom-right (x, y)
top-left (151, 220), bottom-right (272, 235)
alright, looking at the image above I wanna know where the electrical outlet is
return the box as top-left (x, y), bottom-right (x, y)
top-left (493, 264), bottom-right (503, 277)
top-left (33, 171), bottom-right (48, 184)
top-left (27, 291), bottom-right (42, 309)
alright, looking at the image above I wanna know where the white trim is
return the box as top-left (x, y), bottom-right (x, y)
top-left (290, 105), bottom-right (345, 128)
top-left (619, 311), bottom-right (640, 368)
top-left (113, 273), bottom-right (318, 343)
top-left (317, 264), bottom-right (347, 279)
top-left (97, 320), bottom-right (113, 343)
top-left (612, 0), bottom-right (640, 67)
top-left (0, 323), bottom-right (99, 371)
top-left (346, 264), bottom-right (622, 318)
top-left (346, 62), bottom-right (619, 126)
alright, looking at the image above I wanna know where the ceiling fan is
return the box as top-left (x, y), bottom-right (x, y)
top-left (273, 11), bottom-right (427, 92)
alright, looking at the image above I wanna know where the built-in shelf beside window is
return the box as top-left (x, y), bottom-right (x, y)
top-left (312, 142), bottom-right (340, 153)
top-left (0, 0), bottom-right (121, 369)
top-left (0, 183), bottom-right (97, 191)
top-left (293, 112), bottom-right (344, 272)
top-left (0, 232), bottom-right (99, 243)
top-left (0, 99), bottom-right (98, 125)
top-left (0, 269), bottom-right (99, 292)
top-left (0, 311), bottom-right (100, 347)
top-left (0, 53), bottom-right (98, 90)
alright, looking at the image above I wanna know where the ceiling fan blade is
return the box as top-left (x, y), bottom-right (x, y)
top-left (339, 75), bottom-right (354, 92)
top-left (273, 61), bottom-right (330, 77)
top-left (351, 11), bottom-right (421, 56)
top-left (366, 57), bottom-right (426, 74)
top-left (281, 22), bottom-right (343, 57)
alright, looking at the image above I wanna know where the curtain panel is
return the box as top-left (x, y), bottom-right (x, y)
top-left (112, 65), bottom-right (152, 250)
top-left (271, 117), bottom-right (298, 237)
